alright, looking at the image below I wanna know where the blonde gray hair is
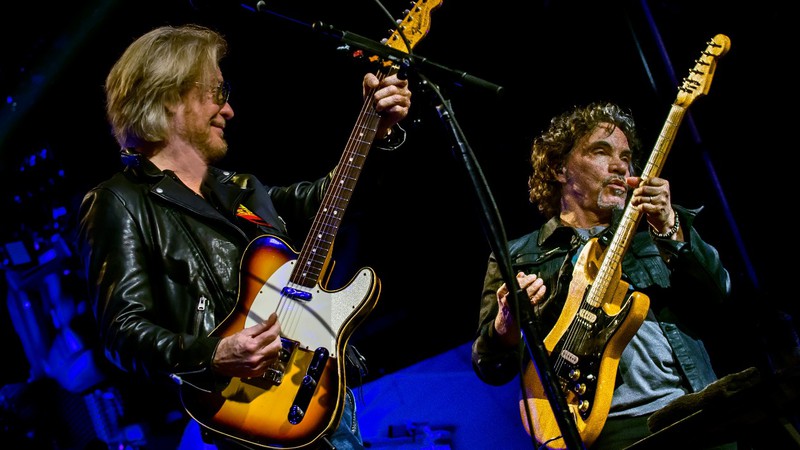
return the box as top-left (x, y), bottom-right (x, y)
top-left (105, 24), bottom-right (227, 149)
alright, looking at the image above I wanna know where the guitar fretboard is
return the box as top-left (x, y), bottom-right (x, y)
top-left (291, 70), bottom-right (393, 288)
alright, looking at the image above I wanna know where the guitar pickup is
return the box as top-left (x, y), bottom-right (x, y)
top-left (578, 308), bottom-right (597, 324)
top-left (288, 347), bottom-right (330, 425)
top-left (281, 286), bottom-right (312, 301)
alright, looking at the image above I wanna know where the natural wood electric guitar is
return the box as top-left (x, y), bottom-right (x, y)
top-left (178, 2), bottom-right (440, 448)
top-left (519, 34), bottom-right (731, 449)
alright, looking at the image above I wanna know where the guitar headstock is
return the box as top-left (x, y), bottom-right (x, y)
top-left (675, 33), bottom-right (731, 107)
top-left (382, 0), bottom-right (443, 55)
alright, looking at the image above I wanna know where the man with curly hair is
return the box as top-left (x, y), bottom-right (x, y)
top-left (471, 102), bottom-right (733, 448)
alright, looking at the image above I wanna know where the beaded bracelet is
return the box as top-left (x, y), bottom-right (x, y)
top-left (650, 211), bottom-right (680, 239)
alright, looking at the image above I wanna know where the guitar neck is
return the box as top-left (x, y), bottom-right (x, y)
top-left (291, 67), bottom-right (396, 288)
top-left (586, 103), bottom-right (687, 307)
top-left (641, 104), bottom-right (687, 181)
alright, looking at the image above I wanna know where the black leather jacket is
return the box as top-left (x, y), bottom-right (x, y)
top-left (78, 154), bottom-right (332, 388)
top-left (472, 206), bottom-right (731, 394)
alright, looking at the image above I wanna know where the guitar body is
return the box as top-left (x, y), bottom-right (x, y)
top-left (181, 235), bottom-right (380, 449)
top-left (520, 238), bottom-right (649, 449)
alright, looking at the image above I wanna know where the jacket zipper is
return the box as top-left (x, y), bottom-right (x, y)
top-left (194, 295), bottom-right (207, 335)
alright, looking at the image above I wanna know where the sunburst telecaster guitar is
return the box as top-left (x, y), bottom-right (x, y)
top-left (178, 2), bottom-right (441, 448)
top-left (519, 33), bottom-right (731, 450)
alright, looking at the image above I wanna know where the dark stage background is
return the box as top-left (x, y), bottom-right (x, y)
top-left (1, 1), bottom-right (796, 448)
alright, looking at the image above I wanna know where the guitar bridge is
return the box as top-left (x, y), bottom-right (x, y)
top-left (262, 337), bottom-right (296, 385)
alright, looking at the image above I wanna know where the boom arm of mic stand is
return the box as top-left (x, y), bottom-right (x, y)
top-left (228, 8), bottom-right (504, 94)
top-left (430, 79), bottom-right (583, 450)
top-left (312, 21), bottom-right (504, 95)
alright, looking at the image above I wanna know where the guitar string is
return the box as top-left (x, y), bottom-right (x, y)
top-left (551, 207), bottom-right (635, 409)
top-left (552, 240), bottom-right (589, 381)
top-left (550, 105), bottom-right (685, 416)
top-left (278, 68), bottom-right (390, 346)
top-left (273, 0), bottom-right (434, 361)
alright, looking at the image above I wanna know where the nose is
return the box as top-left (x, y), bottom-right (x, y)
top-left (609, 155), bottom-right (629, 175)
top-left (220, 101), bottom-right (234, 119)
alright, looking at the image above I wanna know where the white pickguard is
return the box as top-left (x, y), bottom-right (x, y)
top-left (244, 260), bottom-right (375, 358)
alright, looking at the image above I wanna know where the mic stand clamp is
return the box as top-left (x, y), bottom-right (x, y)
top-left (312, 21), bottom-right (504, 95)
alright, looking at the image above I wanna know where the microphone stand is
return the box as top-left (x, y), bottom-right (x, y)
top-left (238, 5), bottom-right (584, 447)
top-left (428, 78), bottom-right (584, 450)
top-left (312, 20), bottom-right (583, 450)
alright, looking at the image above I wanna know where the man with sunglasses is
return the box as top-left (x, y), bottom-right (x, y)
top-left (77, 24), bottom-right (411, 449)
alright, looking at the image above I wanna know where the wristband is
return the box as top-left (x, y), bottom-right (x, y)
top-left (650, 211), bottom-right (680, 239)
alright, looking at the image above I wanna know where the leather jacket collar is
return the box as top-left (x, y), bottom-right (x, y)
top-left (537, 210), bottom-right (621, 249)
top-left (121, 152), bottom-right (254, 224)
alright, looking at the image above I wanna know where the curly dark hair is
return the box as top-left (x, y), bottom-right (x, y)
top-left (528, 102), bottom-right (641, 219)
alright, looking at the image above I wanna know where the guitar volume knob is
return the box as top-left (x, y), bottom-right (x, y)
top-left (288, 405), bottom-right (305, 425)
